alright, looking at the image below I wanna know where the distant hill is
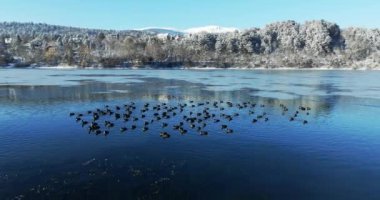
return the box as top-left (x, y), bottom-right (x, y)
top-left (137, 27), bottom-right (184, 36)
top-left (184, 25), bottom-right (239, 34)
top-left (138, 26), bottom-right (240, 35)
top-left (0, 20), bottom-right (379, 69)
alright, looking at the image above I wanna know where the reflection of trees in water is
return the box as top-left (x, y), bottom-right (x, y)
top-left (8, 88), bottom-right (17, 100)
top-left (283, 96), bottom-right (333, 117)
top-left (0, 81), bottom-right (129, 103)
top-left (270, 82), bottom-right (352, 95)
top-left (0, 78), bottom-right (253, 103)
top-left (0, 77), bottom-right (358, 118)
top-left (253, 80), bottom-right (358, 117)
top-left (243, 93), bottom-right (332, 118)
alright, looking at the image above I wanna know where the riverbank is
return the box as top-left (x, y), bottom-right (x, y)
top-left (2, 65), bottom-right (380, 70)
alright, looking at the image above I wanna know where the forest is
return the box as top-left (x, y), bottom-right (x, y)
top-left (1, 20), bottom-right (379, 68)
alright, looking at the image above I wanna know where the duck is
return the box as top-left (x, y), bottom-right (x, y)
top-left (89, 124), bottom-right (100, 132)
top-left (199, 131), bottom-right (208, 136)
top-left (104, 121), bottom-right (113, 128)
top-left (173, 125), bottom-right (181, 130)
top-left (160, 132), bottom-right (171, 139)
top-left (179, 128), bottom-right (187, 134)
top-left (81, 120), bottom-right (88, 126)
top-left (103, 130), bottom-right (110, 136)
top-left (225, 128), bottom-right (233, 134)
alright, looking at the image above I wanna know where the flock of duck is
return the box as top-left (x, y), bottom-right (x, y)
top-left (70, 100), bottom-right (311, 138)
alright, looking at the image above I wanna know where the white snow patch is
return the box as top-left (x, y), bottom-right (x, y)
top-left (134, 26), bottom-right (240, 35)
top-left (184, 26), bottom-right (239, 34)
top-left (135, 27), bottom-right (181, 32)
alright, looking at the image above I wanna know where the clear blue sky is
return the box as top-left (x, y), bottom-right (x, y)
top-left (0, 0), bottom-right (379, 30)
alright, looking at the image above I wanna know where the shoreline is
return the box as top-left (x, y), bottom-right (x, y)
top-left (2, 65), bottom-right (380, 71)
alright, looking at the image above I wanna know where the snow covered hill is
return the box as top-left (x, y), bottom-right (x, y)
top-left (184, 25), bottom-right (239, 34)
top-left (138, 26), bottom-right (239, 35)
top-left (137, 27), bottom-right (184, 36)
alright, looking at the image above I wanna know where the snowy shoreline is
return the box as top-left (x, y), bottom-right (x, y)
top-left (2, 65), bottom-right (379, 71)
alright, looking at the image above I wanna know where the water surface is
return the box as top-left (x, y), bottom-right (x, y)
top-left (1, 69), bottom-right (380, 200)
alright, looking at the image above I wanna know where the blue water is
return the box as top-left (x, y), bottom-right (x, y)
top-left (1, 69), bottom-right (380, 199)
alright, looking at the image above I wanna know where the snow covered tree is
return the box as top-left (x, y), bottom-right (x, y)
top-left (0, 20), bottom-right (379, 68)
top-left (300, 20), bottom-right (342, 55)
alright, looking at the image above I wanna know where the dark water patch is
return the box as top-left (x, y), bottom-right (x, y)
top-left (204, 84), bottom-right (229, 87)
top-left (240, 77), bottom-right (258, 80)
top-left (1, 153), bottom-right (191, 200)
top-left (65, 79), bottom-right (97, 83)
top-left (49, 74), bottom-right (145, 78)
top-left (314, 83), bottom-right (351, 94)
top-left (77, 74), bottom-right (145, 78)
top-left (49, 74), bottom-right (68, 77)
top-left (270, 82), bottom-right (352, 94)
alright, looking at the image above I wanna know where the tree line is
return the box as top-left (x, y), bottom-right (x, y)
top-left (0, 20), bottom-right (379, 68)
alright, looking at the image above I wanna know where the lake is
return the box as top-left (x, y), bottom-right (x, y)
top-left (1, 68), bottom-right (380, 200)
